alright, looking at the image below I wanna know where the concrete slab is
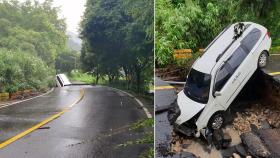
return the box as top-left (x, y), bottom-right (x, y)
top-left (155, 77), bottom-right (177, 112)
top-left (155, 112), bottom-right (173, 157)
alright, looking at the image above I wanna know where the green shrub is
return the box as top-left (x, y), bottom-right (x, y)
top-left (0, 49), bottom-right (55, 92)
top-left (69, 70), bottom-right (95, 84)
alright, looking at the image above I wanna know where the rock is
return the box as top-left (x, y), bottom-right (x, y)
top-left (249, 124), bottom-right (258, 134)
top-left (240, 132), bottom-right (271, 157)
top-left (221, 146), bottom-right (236, 157)
top-left (232, 153), bottom-right (241, 158)
top-left (264, 109), bottom-right (270, 114)
top-left (170, 152), bottom-right (198, 158)
top-left (181, 143), bottom-right (189, 149)
top-left (235, 144), bottom-right (247, 156)
top-left (275, 121), bottom-right (280, 128)
top-left (222, 133), bottom-right (232, 148)
top-left (260, 120), bottom-right (270, 129)
top-left (212, 129), bottom-right (232, 150)
top-left (212, 129), bottom-right (223, 150)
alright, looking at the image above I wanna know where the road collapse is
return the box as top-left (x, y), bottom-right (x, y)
top-left (156, 69), bottom-right (280, 158)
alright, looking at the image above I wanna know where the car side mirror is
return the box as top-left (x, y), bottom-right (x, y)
top-left (214, 91), bottom-right (222, 97)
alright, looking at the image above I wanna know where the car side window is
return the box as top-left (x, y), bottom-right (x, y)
top-left (214, 46), bottom-right (247, 91)
top-left (214, 63), bottom-right (231, 92)
top-left (241, 28), bottom-right (261, 52)
top-left (227, 47), bottom-right (247, 73)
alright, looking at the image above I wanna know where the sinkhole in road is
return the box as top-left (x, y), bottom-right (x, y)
top-left (157, 69), bottom-right (280, 158)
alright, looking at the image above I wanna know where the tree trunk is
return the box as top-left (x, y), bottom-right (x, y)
top-left (95, 66), bottom-right (99, 84)
top-left (136, 68), bottom-right (141, 93)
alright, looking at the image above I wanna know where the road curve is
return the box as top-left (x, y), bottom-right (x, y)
top-left (0, 85), bottom-right (151, 158)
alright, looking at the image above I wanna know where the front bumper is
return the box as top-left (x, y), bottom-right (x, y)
top-left (172, 107), bottom-right (203, 137)
top-left (167, 103), bottom-right (180, 125)
top-left (173, 122), bottom-right (197, 137)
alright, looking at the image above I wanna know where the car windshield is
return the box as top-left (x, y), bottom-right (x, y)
top-left (184, 68), bottom-right (211, 104)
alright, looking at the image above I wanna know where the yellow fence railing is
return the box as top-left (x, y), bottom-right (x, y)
top-left (174, 49), bottom-right (205, 59)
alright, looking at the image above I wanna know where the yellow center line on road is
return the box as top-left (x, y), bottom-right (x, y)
top-left (0, 88), bottom-right (85, 149)
top-left (155, 85), bottom-right (175, 90)
top-left (269, 72), bottom-right (280, 76)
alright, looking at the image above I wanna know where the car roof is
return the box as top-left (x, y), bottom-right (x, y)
top-left (192, 22), bottom-right (267, 74)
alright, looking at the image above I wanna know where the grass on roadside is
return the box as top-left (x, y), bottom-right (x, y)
top-left (270, 46), bottom-right (280, 54)
top-left (117, 118), bottom-right (154, 158)
top-left (69, 70), bottom-right (108, 84)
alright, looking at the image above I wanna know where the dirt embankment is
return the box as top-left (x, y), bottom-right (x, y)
top-left (233, 72), bottom-right (280, 133)
top-left (156, 66), bottom-right (188, 82)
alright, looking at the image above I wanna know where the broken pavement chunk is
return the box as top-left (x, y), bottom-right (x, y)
top-left (222, 133), bottom-right (232, 149)
top-left (171, 152), bottom-right (198, 158)
top-left (260, 120), bottom-right (271, 129)
top-left (212, 129), bottom-right (232, 150)
top-left (234, 144), bottom-right (247, 157)
top-left (240, 132), bottom-right (271, 157)
top-left (258, 128), bottom-right (280, 157)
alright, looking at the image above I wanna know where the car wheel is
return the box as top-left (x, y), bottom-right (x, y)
top-left (258, 51), bottom-right (268, 68)
top-left (208, 113), bottom-right (224, 130)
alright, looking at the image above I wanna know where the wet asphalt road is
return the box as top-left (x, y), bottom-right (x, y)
top-left (262, 54), bottom-right (280, 81)
top-left (265, 54), bottom-right (280, 73)
top-left (155, 77), bottom-right (176, 157)
top-left (0, 85), bottom-right (151, 158)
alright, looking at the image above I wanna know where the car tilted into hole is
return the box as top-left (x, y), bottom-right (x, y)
top-left (169, 22), bottom-right (271, 138)
top-left (56, 74), bottom-right (71, 87)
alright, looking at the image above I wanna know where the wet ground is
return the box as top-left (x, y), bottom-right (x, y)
top-left (0, 85), bottom-right (151, 158)
top-left (264, 54), bottom-right (280, 74)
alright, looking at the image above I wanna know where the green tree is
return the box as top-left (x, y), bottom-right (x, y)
top-left (80, 0), bottom-right (153, 92)
top-left (0, 0), bottom-right (68, 92)
top-left (156, 0), bottom-right (280, 67)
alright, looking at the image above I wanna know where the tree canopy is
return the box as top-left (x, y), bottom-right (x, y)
top-left (156, 0), bottom-right (280, 67)
top-left (0, 0), bottom-right (70, 92)
top-left (0, 0), bottom-right (67, 66)
top-left (80, 0), bottom-right (154, 92)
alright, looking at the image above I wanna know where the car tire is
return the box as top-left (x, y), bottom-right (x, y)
top-left (258, 51), bottom-right (268, 68)
top-left (208, 113), bottom-right (224, 130)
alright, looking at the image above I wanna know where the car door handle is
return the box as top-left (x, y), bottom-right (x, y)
top-left (235, 72), bottom-right (241, 78)
top-left (232, 72), bottom-right (241, 83)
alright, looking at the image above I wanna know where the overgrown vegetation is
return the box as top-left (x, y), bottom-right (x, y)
top-left (0, 0), bottom-right (74, 93)
top-left (0, 50), bottom-right (55, 93)
top-left (156, 0), bottom-right (280, 67)
top-left (80, 0), bottom-right (153, 93)
top-left (69, 70), bottom-right (96, 84)
top-left (117, 118), bottom-right (154, 158)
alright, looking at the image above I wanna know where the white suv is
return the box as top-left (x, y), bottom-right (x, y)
top-left (171, 22), bottom-right (271, 137)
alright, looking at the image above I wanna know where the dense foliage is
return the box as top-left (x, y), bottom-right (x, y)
top-left (0, 49), bottom-right (55, 93)
top-left (156, 0), bottom-right (280, 67)
top-left (0, 0), bottom-right (69, 92)
top-left (80, 0), bottom-right (154, 93)
top-left (55, 50), bottom-right (80, 74)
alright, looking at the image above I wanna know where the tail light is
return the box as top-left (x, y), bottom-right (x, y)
top-left (266, 31), bottom-right (270, 38)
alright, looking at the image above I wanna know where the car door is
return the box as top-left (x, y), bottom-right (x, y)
top-left (238, 28), bottom-right (262, 80)
top-left (213, 45), bottom-right (248, 109)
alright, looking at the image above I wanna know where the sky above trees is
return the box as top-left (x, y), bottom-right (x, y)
top-left (18, 0), bottom-right (86, 34)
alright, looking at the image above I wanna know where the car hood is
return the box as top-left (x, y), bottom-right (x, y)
top-left (175, 90), bottom-right (206, 125)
